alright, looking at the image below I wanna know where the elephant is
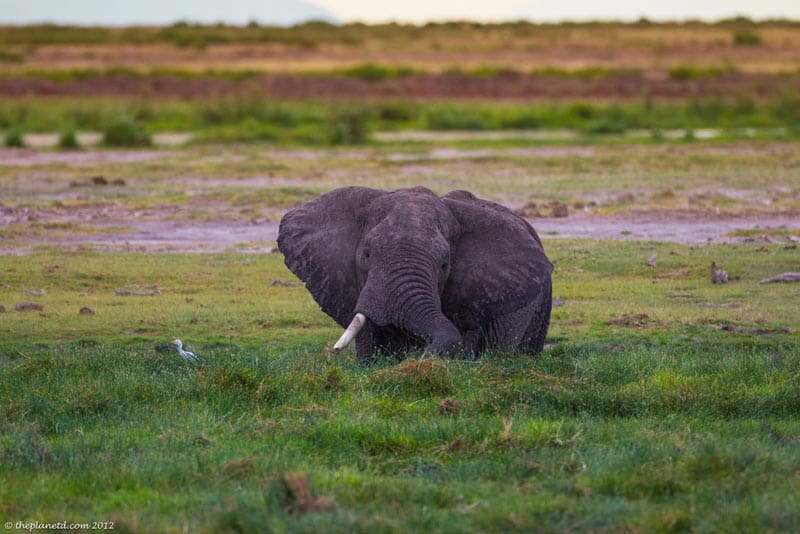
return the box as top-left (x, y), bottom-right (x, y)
top-left (277, 186), bottom-right (553, 363)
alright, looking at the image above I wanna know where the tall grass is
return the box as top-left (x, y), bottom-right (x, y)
top-left (1, 339), bottom-right (798, 531)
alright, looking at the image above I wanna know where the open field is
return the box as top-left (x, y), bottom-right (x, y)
top-left (2, 137), bottom-right (800, 530)
top-left (3, 20), bottom-right (800, 74)
top-left (1, 242), bottom-right (799, 531)
top-left (2, 19), bottom-right (800, 531)
top-left (3, 21), bottom-right (800, 105)
top-left (2, 140), bottom-right (799, 253)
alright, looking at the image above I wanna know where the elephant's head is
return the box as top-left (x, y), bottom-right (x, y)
top-left (277, 186), bottom-right (552, 360)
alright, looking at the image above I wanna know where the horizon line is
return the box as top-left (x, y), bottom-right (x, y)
top-left (1, 14), bottom-right (799, 28)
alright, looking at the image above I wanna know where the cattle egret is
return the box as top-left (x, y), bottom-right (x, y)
top-left (710, 262), bottom-right (728, 284)
top-left (173, 339), bottom-right (203, 362)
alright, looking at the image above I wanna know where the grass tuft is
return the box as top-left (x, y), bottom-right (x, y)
top-left (372, 358), bottom-right (454, 397)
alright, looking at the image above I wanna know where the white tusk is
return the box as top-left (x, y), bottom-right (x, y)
top-left (333, 313), bottom-right (367, 351)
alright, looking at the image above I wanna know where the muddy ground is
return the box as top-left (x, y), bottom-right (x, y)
top-left (3, 71), bottom-right (799, 100)
top-left (2, 143), bottom-right (799, 254)
top-left (3, 197), bottom-right (798, 254)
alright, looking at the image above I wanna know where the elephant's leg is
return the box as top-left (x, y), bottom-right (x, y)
top-left (520, 277), bottom-right (552, 354)
top-left (355, 325), bottom-right (378, 364)
top-left (463, 278), bottom-right (552, 357)
top-left (460, 305), bottom-right (535, 356)
top-left (460, 328), bottom-right (485, 359)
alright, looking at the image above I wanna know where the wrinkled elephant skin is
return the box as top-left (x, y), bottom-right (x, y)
top-left (278, 186), bottom-right (553, 363)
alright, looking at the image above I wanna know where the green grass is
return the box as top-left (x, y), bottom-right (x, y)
top-left (2, 140), bottom-right (798, 220)
top-left (102, 114), bottom-right (152, 147)
top-left (733, 30), bottom-right (763, 46)
top-left (4, 126), bottom-right (24, 147)
top-left (1, 242), bottom-right (798, 530)
top-left (3, 95), bottom-right (800, 144)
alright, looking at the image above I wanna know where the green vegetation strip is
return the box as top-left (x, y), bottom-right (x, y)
top-left (1, 241), bottom-right (798, 530)
top-left (2, 95), bottom-right (800, 146)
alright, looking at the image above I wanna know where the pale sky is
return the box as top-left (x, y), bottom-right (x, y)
top-left (3, 0), bottom-right (799, 26)
top-left (316, 0), bottom-right (800, 23)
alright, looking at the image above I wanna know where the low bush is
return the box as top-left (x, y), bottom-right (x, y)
top-left (733, 31), bottom-right (762, 46)
top-left (58, 127), bottom-right (80, 149)
top-left (325, 108), bottom-right (371, 145)
top-left (4, 127), bottom-right (24, 147)
top-left (102, 115), bottom-right (152, 147)
top-left (338, 63), bottom-right (416, 82)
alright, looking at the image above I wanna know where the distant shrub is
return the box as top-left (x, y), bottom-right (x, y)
top-left (769, 93), bottom-right (800, 124)
top-left (566, 102), bottom-right (595, 121)
top-left (582, 119), bottom-right (627, 135)
top-left (733, 31), bottom-right (762, 46)
top-left (325, 108), bottom-right (370, 145)
top-left (199, 99), bottom-right (308, 127)
top-left (668, 66), bottom-right (732, 81)
top-left (4, 127), bottom-right (24, 147)
top-left (0, 48), bottom-right (24, 62)
top-left (668, 66), bottom-right (698, 81)
top-left (377, 102), bottom-right (415, 122)
top-left (58, 127), bottom-right (80, 150)
top-left (424, 107), bottom-right (488, 130)
top-left (102, 115), bottom-right (152, 147)
top-left (499, 109), bottom-right (540, 129)
top-left (688, 96), bottom-right (724, 121)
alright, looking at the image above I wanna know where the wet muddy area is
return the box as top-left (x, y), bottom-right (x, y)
top-left (2, 143), bottom-right (799, 254)
top-left (3, 204), bottom-right (798, 254)
top-left (0, 147), bottom-right (170, 167)
top-left (532, 210), bottom-right (800, 244)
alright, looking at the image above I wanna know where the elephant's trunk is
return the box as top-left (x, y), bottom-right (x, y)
top-left (352, 253), bottom-right (462, 356)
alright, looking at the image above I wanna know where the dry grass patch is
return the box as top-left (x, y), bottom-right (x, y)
top-left (372, 358), bottom-right (454, 397)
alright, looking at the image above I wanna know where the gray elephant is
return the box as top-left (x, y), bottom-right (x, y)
top-left (277, 186), bottom-right (553, 362)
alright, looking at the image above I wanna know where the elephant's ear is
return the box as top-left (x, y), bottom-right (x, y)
top-left (441, 190), bottom-right (553, 330)
top-left (278, 187), bottom-right (386, 327)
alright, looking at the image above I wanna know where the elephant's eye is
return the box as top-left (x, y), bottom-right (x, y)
top-left (364, 250), bottom-right (370, 259)
top-left (441, 262), bottom-right (448, 270)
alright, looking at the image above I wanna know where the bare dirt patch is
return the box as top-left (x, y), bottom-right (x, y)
top-left (0, 148), bottom-right (169, 167)
top-left (532, 210), bottom-right (800, 245)
top-left (3, 143), bottom-right (798, 253)
top-left (3, 71), bottom-right (800, 101)
top-left (3, 205), bottom-right (798, 254)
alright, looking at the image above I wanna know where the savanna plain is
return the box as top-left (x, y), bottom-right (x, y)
top-left (1, 20), bottom-right (800, 533)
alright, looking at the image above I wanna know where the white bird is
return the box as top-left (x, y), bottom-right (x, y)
top-left (710, 262), bottom-right (728, 284)
top-left (173, 339), bottom-right (203, 363)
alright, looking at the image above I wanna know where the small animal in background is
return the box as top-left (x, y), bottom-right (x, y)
top-left (173, 339), bottom-right (203, 363)
top-left (710, 262), bottom-right (728, 284)
top-left (646, 254), bottom-right (657, 268)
